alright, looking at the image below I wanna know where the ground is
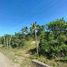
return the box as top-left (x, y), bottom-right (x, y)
top-left (0, 41), bottom-right (67, 67)
top-left (0, 41), bottom-right (36, 67)
top-left (0, 52), bottom-right (19, 67)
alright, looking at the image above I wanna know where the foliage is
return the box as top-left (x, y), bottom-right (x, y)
top-left (0, 18), bottom-right (67, 58)
top-left (39, 18), bottom-right (67, 58)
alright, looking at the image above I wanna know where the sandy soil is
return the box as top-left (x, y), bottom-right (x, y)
top-left (0, 52), bottom-right (19, 67)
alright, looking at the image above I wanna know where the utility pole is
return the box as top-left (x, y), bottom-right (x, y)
top-left (35, 24), bottom-right (39, 55)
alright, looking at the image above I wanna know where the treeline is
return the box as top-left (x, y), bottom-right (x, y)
top-left (0, 18), bottom-right (67, 58)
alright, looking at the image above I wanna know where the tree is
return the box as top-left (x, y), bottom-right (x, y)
top-left (39, 18), bottom-right (67, 58)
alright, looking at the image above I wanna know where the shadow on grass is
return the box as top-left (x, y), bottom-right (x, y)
top-left (27, 48), bottom-right (53, 59)
top-left (27, 48), bottom-right (37, 55)
top-left (55, 58), bottom-right (67, 63)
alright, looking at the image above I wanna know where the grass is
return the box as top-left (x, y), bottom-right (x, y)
top-left (0, 40), bottom-right (36, 67)
top-left (0, 40), bottom-right (67, 67)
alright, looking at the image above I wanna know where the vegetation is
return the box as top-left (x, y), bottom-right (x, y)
top-left (0, 18), bottom-right (67, 67)
top-left (39, 18), bottom-right (67, 58)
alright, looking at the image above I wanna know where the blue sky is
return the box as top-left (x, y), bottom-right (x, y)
top-left (0, 0), bottom-right (67, 36)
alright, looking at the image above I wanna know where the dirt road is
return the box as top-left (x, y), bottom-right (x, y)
top-left (0, 52), bottom-right (17, 67)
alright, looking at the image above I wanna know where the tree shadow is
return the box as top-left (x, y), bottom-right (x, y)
top-left (28, 48), bottom-right (37, 55)
top-left (27, 48), bottom-right (53, 59)
top-left (55, 59), bottom-right (67, 63)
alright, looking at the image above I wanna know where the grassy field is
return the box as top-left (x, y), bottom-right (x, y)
top-left (0, 40), bottom-right (67, 67)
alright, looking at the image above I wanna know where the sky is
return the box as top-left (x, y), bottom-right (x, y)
top-left (0, 0), bottom-right (67, 36)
